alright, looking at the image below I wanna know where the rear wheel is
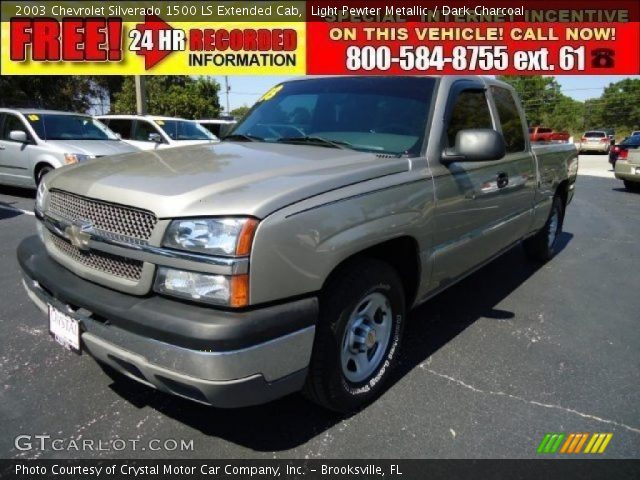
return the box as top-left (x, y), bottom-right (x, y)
top-left (35, 164), bottom-right (53, 186)
top-left (624, 180), bottom-right (640, 192)
top-left (524, 195), bottom-right (564, 262)
top-left (304, 259), bottom-right (405, 412)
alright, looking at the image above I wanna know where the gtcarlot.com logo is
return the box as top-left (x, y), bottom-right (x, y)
top-left (537, 433), bottom-right (613, 454)
top-left (14, 435), bottom-right (194, 452)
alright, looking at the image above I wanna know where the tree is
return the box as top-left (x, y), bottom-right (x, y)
top-left (540, 95), bottom-right (584, 133)
top-left (90, 76), bottom-right (126, 106)
top-left (112, 76), bottom-right (221, 119)
top-left (230, 105), bottom-right (251, 119)
top-left (594, 79), bottom-right (640, 131)
top-left (0, 76), bottom-right (102, 112)
top-left (497, 76), bottom-right (562, 126)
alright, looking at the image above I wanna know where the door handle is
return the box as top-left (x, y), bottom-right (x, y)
top-left (0, 144), bottom-right (6, 150)
top-left (497, 172), bottom-right (509, 189)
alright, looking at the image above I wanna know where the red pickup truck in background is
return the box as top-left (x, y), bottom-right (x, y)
top-left (529, 126), bottom-right (571, 143)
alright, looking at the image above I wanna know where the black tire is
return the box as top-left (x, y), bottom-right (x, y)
top-left (304, 259), bottom-right (405, 413)
top-left (624, 180), bottom-right (640, 192)
top-left (523, 195), bottom-right (564, 263)
top-left (35, 165), bottom-right (53, 185)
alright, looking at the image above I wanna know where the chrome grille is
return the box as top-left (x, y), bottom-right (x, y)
top-left (48, 190), bottom-right (157, 241)
top-left (49, 233), bottom-right (143, 281)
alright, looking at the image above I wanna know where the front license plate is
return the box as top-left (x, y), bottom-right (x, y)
top-left (48, 305), bottom-right (81, 353)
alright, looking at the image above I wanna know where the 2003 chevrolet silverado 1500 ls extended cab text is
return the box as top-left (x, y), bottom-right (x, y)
top-left (18, 76), bottom-right (578, 412)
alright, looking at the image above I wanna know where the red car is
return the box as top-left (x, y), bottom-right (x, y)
top-left (529, 126), bottom-right (571, 143)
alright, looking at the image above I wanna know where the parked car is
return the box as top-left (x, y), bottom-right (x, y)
top-left (609, 134), bottom-right (640, 168)
top-left (197, 118), bottom-right (237, 138)
top-left (529, 126), bottom-right (570, 143)
top-left (0, 109), bottom-right (139, 188)
top-left (595, 127), bottom-right (615, 144)
top-left (98, 115), bottom-right (219, 151)
top-left (19, 76), bottom-right (577, 412)
top-left (615, 148), bottom-right (640, 192)
top-left (579, 130), bottom-right (610, 154)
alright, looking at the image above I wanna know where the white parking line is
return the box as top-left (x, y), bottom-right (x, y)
top-left (0, 205), bottom-right (35, 216)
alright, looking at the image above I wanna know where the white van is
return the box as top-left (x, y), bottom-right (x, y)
top-left (0, 109), bottom-right (138, 187)
top-left (98, 115), bottom-right (219, 151)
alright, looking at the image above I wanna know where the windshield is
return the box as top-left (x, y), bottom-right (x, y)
top-left (230, 77), bottom-right (436, 155)
top-left (26, 114), bottom-right (119, 141)
top-left (155, 119), bottom-right (216, 141)
top-left (584, 131), bottom-right (606, 138)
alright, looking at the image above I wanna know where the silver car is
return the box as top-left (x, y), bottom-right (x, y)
top-left (578, 130), bottom-right (610, 154)
top-left (0, 109), bottom-right (139, 188)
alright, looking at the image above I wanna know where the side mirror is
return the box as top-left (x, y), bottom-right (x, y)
top-left (442, 129), bottom-right (506, 163)
top-left (148, 133), bottom-right (162, 143)
top-left (9, 130), bottom-right (28, 143)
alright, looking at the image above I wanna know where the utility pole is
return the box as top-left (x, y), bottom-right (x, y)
top-left (224, 76), bottom-right (230, 114)
top-left (135, 76), bottom-right (147, 115)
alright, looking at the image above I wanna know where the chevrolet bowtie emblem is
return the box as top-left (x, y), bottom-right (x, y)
top-left (65, 220), bottom-right (93, 251)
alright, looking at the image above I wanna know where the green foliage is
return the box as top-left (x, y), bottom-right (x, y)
top-left (499, 76), bottom-right (640, 140)
top-left (90, 76), bottom-right (125, 105)
top-left (112, 76), bottom-right (221, 119)
top-left (497, 76), bottom-right (562, 126)
top-left (540, 95), bottom-right (584, 133)
top-left (230, 105), bottom-right (251, 119)
top-left (0, 76), bottom-right (102, 112)
top-left (586, 79), bottom-right (640, 132)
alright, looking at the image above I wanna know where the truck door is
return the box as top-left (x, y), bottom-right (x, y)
top-left (429, 81), bottom-right (526, 289)
top-left (488, 85), bottom-right (537, 243)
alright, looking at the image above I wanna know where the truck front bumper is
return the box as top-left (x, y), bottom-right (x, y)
top-left (18, 235), bottom-right (317, 408)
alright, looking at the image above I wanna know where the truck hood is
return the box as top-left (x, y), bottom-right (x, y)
top-left (47, 142), bottom-right (409, 218)
top-left (169, 139), bottom-right (220, 147)
top-left (45, 140), bottom-right (139, 156)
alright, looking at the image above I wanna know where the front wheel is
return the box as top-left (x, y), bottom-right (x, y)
top-left (35, 165), bottom-right (53, 186)
top-left (304, 259), bottom-right (405, 412)
top-left (524, 195), bottom-right (564, 262)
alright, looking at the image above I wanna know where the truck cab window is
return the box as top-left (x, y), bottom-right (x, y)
top-left (491, 87), bottom-right (526, 152)
top-left (446, 90), bottom-right (493, 147)
top-left (133, 120), bottom-right (161, 142)
top-left (105, 119), bottom-right (133, 140)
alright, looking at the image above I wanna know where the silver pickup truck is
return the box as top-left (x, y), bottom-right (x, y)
top-left (18, 76), bottom-right (578, 412)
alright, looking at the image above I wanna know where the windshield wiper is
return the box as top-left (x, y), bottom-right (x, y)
top-left (276, 136), bottom-right (352, 149)
top-left (223, 133), bottom-right (264, 142)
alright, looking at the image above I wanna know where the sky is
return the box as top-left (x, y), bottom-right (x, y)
top-left (210, 75), bottom-right (640, 113)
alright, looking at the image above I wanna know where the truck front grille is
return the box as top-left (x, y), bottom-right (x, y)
top-left (49, 233), bottom-right (143, 281)
top-left (48, 190), bottom-right (157, 242)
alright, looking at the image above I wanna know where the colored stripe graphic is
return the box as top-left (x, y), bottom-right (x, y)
top-left (537, 433), bottom-right (565, 453)
top-left (539, 433), bottom-right (613, 454)
top-left (585, 433), bottom-right (613, 454)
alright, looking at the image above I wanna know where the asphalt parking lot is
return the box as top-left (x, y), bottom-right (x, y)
top-left (0, 153), bottom-right (638, 459)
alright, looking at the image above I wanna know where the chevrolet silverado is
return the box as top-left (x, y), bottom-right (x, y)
top-left (18, 76), bottom-right (578, 412)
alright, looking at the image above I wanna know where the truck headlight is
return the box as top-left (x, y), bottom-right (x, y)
top-left (36, 181), bottom-right (48, 213)
top-left (64, 153), bottom-right (93, 165)
top-left (163, 218), bottom-right (258, 256)
top-left (154, 268), bottom-right (249, 307)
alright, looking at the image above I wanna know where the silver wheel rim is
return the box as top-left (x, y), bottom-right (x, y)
top-left (341, 292), bottom-right (393, 383)
top-left (548, 208), bottom-right (560, 249)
